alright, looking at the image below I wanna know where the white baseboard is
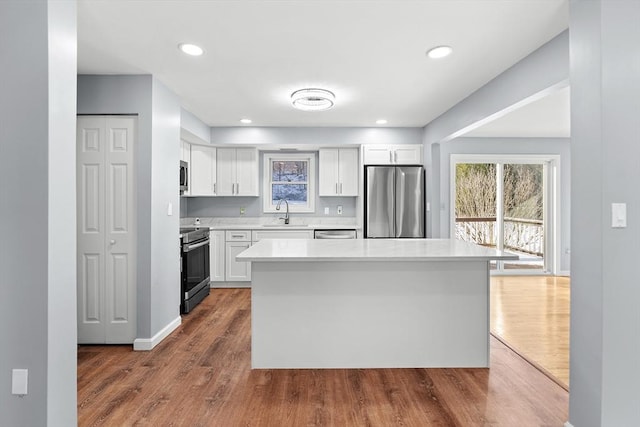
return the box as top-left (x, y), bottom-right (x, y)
top-left (558, 270), bottom-right (571, 277)
top-left (210, 281), bottom-right (251, 288)
top-left (133, 316), bottom-right (181, 351)
top-left (565, 422), bottom-right (574, 427)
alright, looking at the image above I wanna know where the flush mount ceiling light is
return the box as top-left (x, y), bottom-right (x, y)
top-left (291, 88), bottom-right (335, 111)
top-left (376, 119), bottom-right (388, 125)
top-left (178, 43), bottom-right (204, 56)
top-left (426, 45), bottom-right (452, 59)
top-left (240, 118), bottom-right (252, 124)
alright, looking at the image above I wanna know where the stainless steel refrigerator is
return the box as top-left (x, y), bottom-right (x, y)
top-left (365, 166), bottom-right (425, 238)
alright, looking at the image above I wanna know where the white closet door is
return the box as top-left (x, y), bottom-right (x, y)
top-left (77, 116), bottom-right (137, 344)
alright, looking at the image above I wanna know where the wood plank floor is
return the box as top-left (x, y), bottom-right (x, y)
top-left (78, 288), bottom-right (568, 426)
top-left (490, 276), bottom-right (570, 388)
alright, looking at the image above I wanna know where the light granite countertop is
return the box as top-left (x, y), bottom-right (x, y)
top-left (237, 238), bottom-right (518, 262)
top-left (180, 217), bottom-right (360, 231)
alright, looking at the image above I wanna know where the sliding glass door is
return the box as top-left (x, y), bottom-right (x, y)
top-left (452, 156), bottom-right (556, 274)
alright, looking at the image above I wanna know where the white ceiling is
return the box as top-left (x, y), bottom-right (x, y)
top-left (77, 0), bottom-right (569, 129)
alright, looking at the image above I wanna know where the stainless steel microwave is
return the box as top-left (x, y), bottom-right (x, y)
top-left (179, 160), bottom-right (188, 193)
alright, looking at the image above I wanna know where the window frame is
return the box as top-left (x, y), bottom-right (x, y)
top-left (263, 152), bottom-right (316, 213)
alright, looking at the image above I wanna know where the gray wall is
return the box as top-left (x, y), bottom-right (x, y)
top-left (0, 1), bottom-right (77, 425)
top-left (569, 1), bottom-right (640, 425)
top-left (423, 30), bottom-right (569, 238)
top-left (187, 151), bottom-right (356, 218)
top-left (438, 137), bottom-right (571, 273)
top-left (181, 108), bottom-right (211, 144)
top-left (78, 75), bottom-right (181, 341)
top-left (184, 127), bottom-right (421, 218)
top-left (210, 126), bottom-right (423, 146)
top-left (150, 80), bottom-right (182, 334)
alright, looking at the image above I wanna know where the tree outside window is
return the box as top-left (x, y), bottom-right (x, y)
top-left (263, 153), bottom-right (316, 213)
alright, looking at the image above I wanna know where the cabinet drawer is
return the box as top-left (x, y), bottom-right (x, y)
top-left (225, 230), bottom-right (251, 241)
top-left (252, 229), bottom-right (314, 242)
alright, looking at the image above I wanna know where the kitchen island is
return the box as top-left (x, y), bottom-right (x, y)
top-left (237, 239), bottom-right (517, 369)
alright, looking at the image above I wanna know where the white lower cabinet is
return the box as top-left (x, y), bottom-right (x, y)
top-left (209, 230), bottom-right (225, 282)
top-left (225, 230), bottom-right (252, 282)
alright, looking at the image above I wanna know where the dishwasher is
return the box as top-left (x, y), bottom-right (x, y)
top-left (314, 229), bottom-right (357, 239)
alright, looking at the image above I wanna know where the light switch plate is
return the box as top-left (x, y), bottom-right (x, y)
top-left (324, 207), bottom-right (329, 215)
top-left (167, 202), bottom-right (173, 216)
top-left (12, 369), bottom-right (28, 395)
top-left (612, 203), bottom-right (627, 228)
top-left (337, 205), bottom-right (343, 215)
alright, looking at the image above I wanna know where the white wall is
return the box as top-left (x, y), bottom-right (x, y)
top-left (569, 1), bottom-right (640, 426)
top-left (438, 137), bottom-right (570, 273)
top-left (77, 75), bottom-right (181, 344)
top-left (0, 1), bottom-right (77, 425)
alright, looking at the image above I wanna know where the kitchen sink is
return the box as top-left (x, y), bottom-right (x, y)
top-left (262, 224), bottom-right (311, 228)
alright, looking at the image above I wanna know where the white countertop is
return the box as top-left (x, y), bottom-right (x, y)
top-left (237, 238), bottom-right (519, 262)
top-left (180, 216), bottom-right (359, 231)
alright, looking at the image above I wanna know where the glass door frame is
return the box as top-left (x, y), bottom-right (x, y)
top-left (449, 154), bottom-right (561, 275)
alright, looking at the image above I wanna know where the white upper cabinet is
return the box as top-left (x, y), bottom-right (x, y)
top-left (363, 144), bottom-right (423, 165)
top-left (190, 145), bottom-right (217, 196)
top-left (319, 148), bottom-right (359, 196)
top-left (216, 148), bottom-right (259, 196)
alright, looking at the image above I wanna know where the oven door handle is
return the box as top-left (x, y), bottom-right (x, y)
top-left (183, 239), bottom-right (210, 253)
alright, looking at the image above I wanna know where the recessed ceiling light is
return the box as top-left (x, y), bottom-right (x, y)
top-left (240, 118), bottom-right (252, 124)
top-left (376, 119), bottom-right (388, 125)
top-left (178, 43), bottom-right (204, 56)
top-left (426, 45), bottom-right (452, 59)
top-left (291, 88), bottom-right (335, 111)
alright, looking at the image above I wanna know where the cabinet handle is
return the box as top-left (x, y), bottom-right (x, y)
top-left (394, 151), bottom-right (398, 163)
top-left (336, 183), bottom-right (338, 194)
top-left (340, 183), bottom-right (343, 194)
top-left (389, 151), bottom-right (393, 163)
top-left (110, 239), bottom-right (116, 245)
top-left (231, 235), bottom-right (244, 238)
top-left (236, 183), bottom-right (239, 194)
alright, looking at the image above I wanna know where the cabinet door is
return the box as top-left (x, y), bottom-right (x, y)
top-left (209, 230), bottom-right (225, 282)
top-left (394, 145), bottom-right (423, 164)
top-left (190, 145), bottom-right (216, 196)
top-left (338, 148), bottom-right (359, 196)
top-left (216, 148), bottom-right (235, 196)
top-left (363, 146), bottom-right (393, 165)
top-left (319, 148), bottom-right (339, 196)
top-left (226, 241), bottom-right (252, 281)
top-left (235, 148), bottom-right (258, 196)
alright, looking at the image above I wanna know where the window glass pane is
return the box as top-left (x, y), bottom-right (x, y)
top-left (272, 161), bottom-right (308, 183)
top-left (272, 184), bottom-right (308, 204)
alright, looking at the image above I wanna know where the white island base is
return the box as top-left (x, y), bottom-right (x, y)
top-left (240, 239), bottom-right (516, 369)
top-left (252, 260), bottom-right (489, 369)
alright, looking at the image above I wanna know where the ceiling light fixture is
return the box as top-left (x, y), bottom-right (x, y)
top-left (240, 118), bottom-right (252, 124)
top-left (291, 88), bottom-right (335, 111)
top-left (376, 119), bottom-right (388, 125)
top-left (426, 45), bottom-right (452, 59)
top-left (178, 43), bottom-right (204, 56)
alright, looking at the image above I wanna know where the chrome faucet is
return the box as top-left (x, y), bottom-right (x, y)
top-left (276, 198), bottom-right (290, 224)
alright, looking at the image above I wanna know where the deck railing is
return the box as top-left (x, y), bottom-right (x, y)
top-left (455, 217), bottom-right (544, 257)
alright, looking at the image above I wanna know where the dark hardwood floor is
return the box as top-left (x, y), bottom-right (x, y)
top-left (78, 288), bottom-right (568, 426)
